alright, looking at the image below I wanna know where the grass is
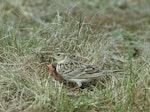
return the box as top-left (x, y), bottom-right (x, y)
top-left (0, 0), bottom-right (150, 111)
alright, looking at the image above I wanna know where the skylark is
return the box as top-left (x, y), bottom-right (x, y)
top-left (52, 53), bottom-right (119, 88)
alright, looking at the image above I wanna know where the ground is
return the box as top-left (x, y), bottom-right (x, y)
top-left (0, 0), bottom-right (150, 112)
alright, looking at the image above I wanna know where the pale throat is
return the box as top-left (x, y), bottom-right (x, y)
top-left (57, 56), bottom-right (70, 64)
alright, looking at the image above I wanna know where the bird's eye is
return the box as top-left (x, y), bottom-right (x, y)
top-left (57, 53), bottom-right (60, 56)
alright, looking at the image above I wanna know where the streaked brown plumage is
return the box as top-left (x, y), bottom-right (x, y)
top-left (52, 53), bottom-right (120, 88)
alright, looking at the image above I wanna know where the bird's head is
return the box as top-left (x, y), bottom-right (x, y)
top-left (53, 53), bottom-right (69, 64)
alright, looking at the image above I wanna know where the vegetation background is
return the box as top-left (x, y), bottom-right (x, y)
top-left (0, 0), bottom-right (150, 111)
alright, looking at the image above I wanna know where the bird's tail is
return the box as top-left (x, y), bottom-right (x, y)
top-left (100, 70), bottom-right (121, 74)
top-left (79, 70), bottom-right (121, 79)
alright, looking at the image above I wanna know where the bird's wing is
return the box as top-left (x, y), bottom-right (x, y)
top-left (68, 65), bottom-right (119, 79)
top-left (58, 60), bottom-right (119, 80)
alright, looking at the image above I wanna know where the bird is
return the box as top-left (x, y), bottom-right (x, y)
top-left (52, 52), bottom-right (120, 88)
